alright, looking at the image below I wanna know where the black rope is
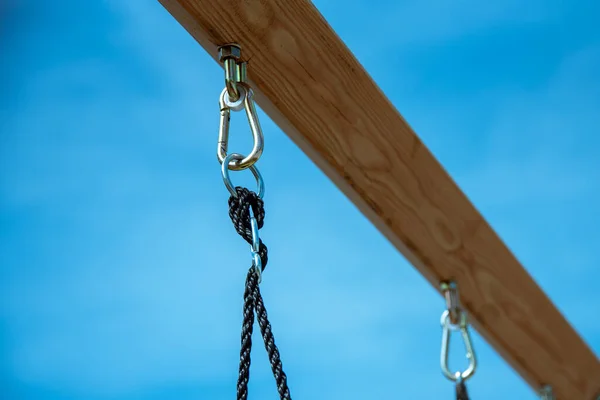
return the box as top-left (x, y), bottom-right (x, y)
top-left (456, 379), bottom-right (470, 400)
top-left (228, 186), bottom-right (291, 400)
top-left (228, 187), bottom-right (268, 269)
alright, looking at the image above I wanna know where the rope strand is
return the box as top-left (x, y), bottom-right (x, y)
top-left (236, 267), bottom-right (257, 400)
top-left (254, 280), bottom-right (291, 399)
top-left (456, 379), bottom-right (470, 400)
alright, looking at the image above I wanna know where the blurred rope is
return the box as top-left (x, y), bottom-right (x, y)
top-left (456, 379), bottom-right (470, 400)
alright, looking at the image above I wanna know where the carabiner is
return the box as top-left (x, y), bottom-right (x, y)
top-left (440, 310), bottom-right (477, 382)
top-left (217, 84), bottom-right (264, 171)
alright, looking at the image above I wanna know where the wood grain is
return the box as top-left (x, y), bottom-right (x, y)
top-left (158, 0), bottom-right (600, 398)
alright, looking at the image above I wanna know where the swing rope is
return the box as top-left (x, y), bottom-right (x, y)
top-left (228, 187), bottom-right (268, 268)
top-left (229, 187), bottom-right (291, 400)
top-left (455, 377), bottom-right (470, 400)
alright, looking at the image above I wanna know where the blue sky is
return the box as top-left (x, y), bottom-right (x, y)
top-left (1, 0), bottom-right (599, 399)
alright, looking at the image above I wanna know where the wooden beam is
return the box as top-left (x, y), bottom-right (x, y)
top-left (158, 1), bottom-right (600, 398)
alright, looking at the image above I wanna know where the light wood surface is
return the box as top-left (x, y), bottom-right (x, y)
top-left (158, 0), bottom-right (600, 398)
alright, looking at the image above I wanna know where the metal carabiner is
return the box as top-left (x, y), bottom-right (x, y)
top-left (217, 83), bottom-right (264, 171)
top-left (440, 310), bottom-right (477, 382)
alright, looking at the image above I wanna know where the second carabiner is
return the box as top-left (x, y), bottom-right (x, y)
top-left (440, 310), bottom-right (477, 382)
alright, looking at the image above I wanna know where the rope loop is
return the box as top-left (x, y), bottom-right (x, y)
top-left (227, 187), bottom-right (268, 270)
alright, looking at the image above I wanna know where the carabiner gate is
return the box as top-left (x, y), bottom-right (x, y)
top-left (440, 310), bottom-right (477, 382)
top-left (217, 83), bottom-right (264, 171)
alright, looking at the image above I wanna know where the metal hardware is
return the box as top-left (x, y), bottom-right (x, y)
top-left (221, 153), bottom-right (265, 199)
top-left (440, 281), bottom-right (477, 382)
top-left (540, 385), bottom-right (555, 400)
top-left (218, 44), bottom-right (242, 102)
top-left (216, 44), bottom-right (264, 171)
top-left (217, 44), bottom-right (266, 283)
top-left (249, 207), bottom-right (262, 283)
top-left (237, 61), bottom-right (247, 84)
top-left (440, 281), bottom-right (461, 326)
top-left (249, 208), bottom-right (261, 254)
top-left (440, 310), bottom-right (477, 382)
top-left (217, 84), bottom-right (264, 171)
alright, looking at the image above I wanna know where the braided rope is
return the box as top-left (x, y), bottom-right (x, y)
top-left (456, 379), bottom-right (470, 400)
top-left (254, 277), bottom-right (291, 399)
top-left (228, 187), bottom-right (268, 269)
top-left (229, 186), bottom-right (292, 400)
top-left (236, 267), bottom-right (256, 400)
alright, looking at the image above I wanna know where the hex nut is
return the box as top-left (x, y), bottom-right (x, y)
top-left (218, 44), bottom-right (242, 62)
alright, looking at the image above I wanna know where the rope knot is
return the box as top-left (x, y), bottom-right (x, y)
top-left (228, 187), bottom-right (268, 270)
